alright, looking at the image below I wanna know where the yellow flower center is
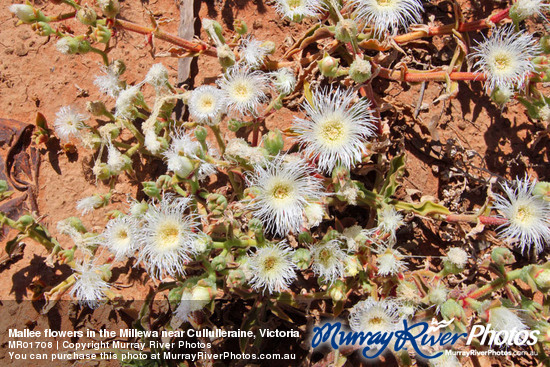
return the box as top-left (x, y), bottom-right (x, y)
top-left (232, 82), bottom-right (252, 102)
top-left (263, 256), bottom-right (278, 271)
top-left (156, 221), bottom-right (181, 250)
top-left (272, 183), bottom-right (292, 200)
top-left (492, 52), bottom-right (513, 73)
top-left (376, 0), bottom-right (393, 6)
top-left (319, 118), bottom-right (347, 147)
top-left (287, 0), bottom-right (303, 10)
top-left (515, 205), bottom-right (534, 226)
top-left (369, 316), bottom-right (384, 325)
top-left (199, 95), bottom-right (215, 111)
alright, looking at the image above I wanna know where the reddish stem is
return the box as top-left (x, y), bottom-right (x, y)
top-left (114, 19), bottom-right (208, 54)
top-left (377, 68), bottom-right (486, 82)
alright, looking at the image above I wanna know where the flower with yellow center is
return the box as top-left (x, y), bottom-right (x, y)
top-left (246, 155), bottom-right (325, 237)
top-left (137, 194), bottom-right (200, 279)
top-left (188, 85), bottom-right (227, 125)
top-left (310, 240), bottom-right (349, 284)
top-left (102, 216), bottom-right (139, 261)
top-left (247, 241), bottom-right (298, 293)
top-left (353, 0), bottom-right (424, 37)
top-left (293, 87), bottom-right (377, 173)
top-left (218, 66), bottom-right (269, 116)
top-left (53, 106), bottom-right (88, 142)
top-left (273, 0), bottom-right (323, 22)
top-left (349, 298), bottom-right (403, 335)
top-left (470, 26), bottom-right (539, 92)
top-left (492, 176), bottom-right (550, 254)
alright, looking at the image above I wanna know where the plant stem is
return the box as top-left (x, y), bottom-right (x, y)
top-left (209, 125), bottom-right (226, 154)
top-left (114, 19), bottom-right (211, 55)
top-left (377, 68), bottom-right (486, 82)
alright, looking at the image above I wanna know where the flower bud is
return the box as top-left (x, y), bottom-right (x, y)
top-left (56, 36), bottom-right (91, 55)
top-left (63, 216), bottom-right (88, 233)
top-left (9, 4), bottom-right (47, 23)
top-left (211, 254), bottom-right (227, 271)
top-left (91, 24), bottom-right (111, 44)
top-left (192, 285), bottom-right (214, 302)
top-left (206, 193), bottom-right (228, 216)
top-left (111, 59), bottom-right (126, 75)
top-left (142, 181), bottom-right (161, 199)
top-left (303, 202), bottom-right (324, 229)
top-left (334, 19), bottom-right (358, 44)
top-left (86, 101), bottom-right (108, 117)
top-left (31, 21), bottom-right (54, 37)
top-left (92, 162), bottom-right (111, 180)
top-left (233, 19), bottom-right (248, 35)
top-left (491, 247), bottom-right (515, 265)
top-left (533, 268), bottom-right (550, 289)
top-left (534, 181), bottom-right (550, 201)
top-left (490, 86), bottom-right (514, 106)
top-left (248, 217), bottom-right (264, 234)
top-left (98, 123), bottom-right (120, 140)
top-left (217, 44), bottom-right (235, 68)
top-left (77, 6), bottom-right (97, 25)
top-left (130, 201), bottom-right (149, 218)
top-left (171, 155), bottom-right (194, 178)
top-left (97, 0), bottom-right (120, 18)
top-left (440, 299), bottom-right (465, 321)
top-left (541, 36), bottom-right (550, 54)
top-left (292, 248), bottom-right (311, 270)
top-left (344, 256), bottom-right (362, 277)
top-left (227, 119), bottom-right (244, 132)
top-left (194, 126), bottom-right (208, 142)
top-left (428, 284), bottom-right (448, 306)
top-left (261, 41), bottom-right (276, 55)
top-left (318, 54), bottom-right (339, 77)
top-left (262, 128), bottom-right (284, 155)
top-left (227, 268), bottom-right (247, 288)
top-left (203, 19), bottom-right (225, 44)
top-left (297, 231), bottom-right (313, 244)
top-left (16, 215), bottom-right (34, 227)
top-left (327, 280), bottom-right (347, 302)
top-left (349, 57), bottom-right (372, 84)
top-left (193, 234), bottom-right (212, 253)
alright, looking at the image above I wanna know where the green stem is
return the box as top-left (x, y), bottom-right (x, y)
top-left (89, 46), bottom-right (109, 65)
top-left (120, 119), bottom-right (145, 145)
top-left (209, 125), bottom-right (226, 154)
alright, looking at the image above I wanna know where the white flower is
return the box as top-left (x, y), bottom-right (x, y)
top-left (377, 205), bottom-right (404, 238)
top-left (94, 66), bottom-right (122, 98)
top-left (102, 216), bottom-right (139, 260)
top-left (144, 130), bottom-right (162, 155)
top-left (353, 0), bottom-right (424, 37)
top-left (53, 106), bottom-right (87, 142)
top-left (271, 68), bottom-right (297, 95)
top-left (492, 176), bottom-right (550, 254)
top-left (470, 26), bottom-right (539, 92)
top-left (188, 85), bottom-right (227, 124)
top-left (246, 155), bottom-right (325, 237)
top-left (137, 194), bottom-right (200, 280)
top-left (375, 245), bottom-right (406, 276)
top-left (163, 130), bottom-right (200, 177)
top-left (445, 247), bottom-right (469, 268)
top-left (76, 194), bottom-right (105, 215)
top-left (9, 4), bottom-right (36, 23)
top-left (107, 144), bottom-right (129, 174)
top-left (144, 63), bottom-right (169, 89)
top-left (303, 202), bottom-right (325, 229)
top-left (71, 262), bottom-right (110, 309)
top-left (489, 306), bottom-right (527, 332)
top-left (247, 241), bottom-right (298, 293)
top-left (511, 0), bottom-right (550, 21)
top-left (428, 284), bottom-right (448, 312)
top-left (172, 289), bottom-right (210, 325)
top-left (55, 37), bottom-right (74, 55)
top-left (273, 0), bottom-right (322, 22)
top-left (342, 225), bottom-right (366, 250)
top-left (293, 87), bottom-right (377, 172)
top-left (349, 298), bottom-right (402, 333)
top-left (310, 240), bottom-right (348, 284)
top-left (218, 66), bottom-right (269, 116)
top-left (115, 86), bottom-right (141, 119)
top-left (239, 36), bottom-right (271, 69)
